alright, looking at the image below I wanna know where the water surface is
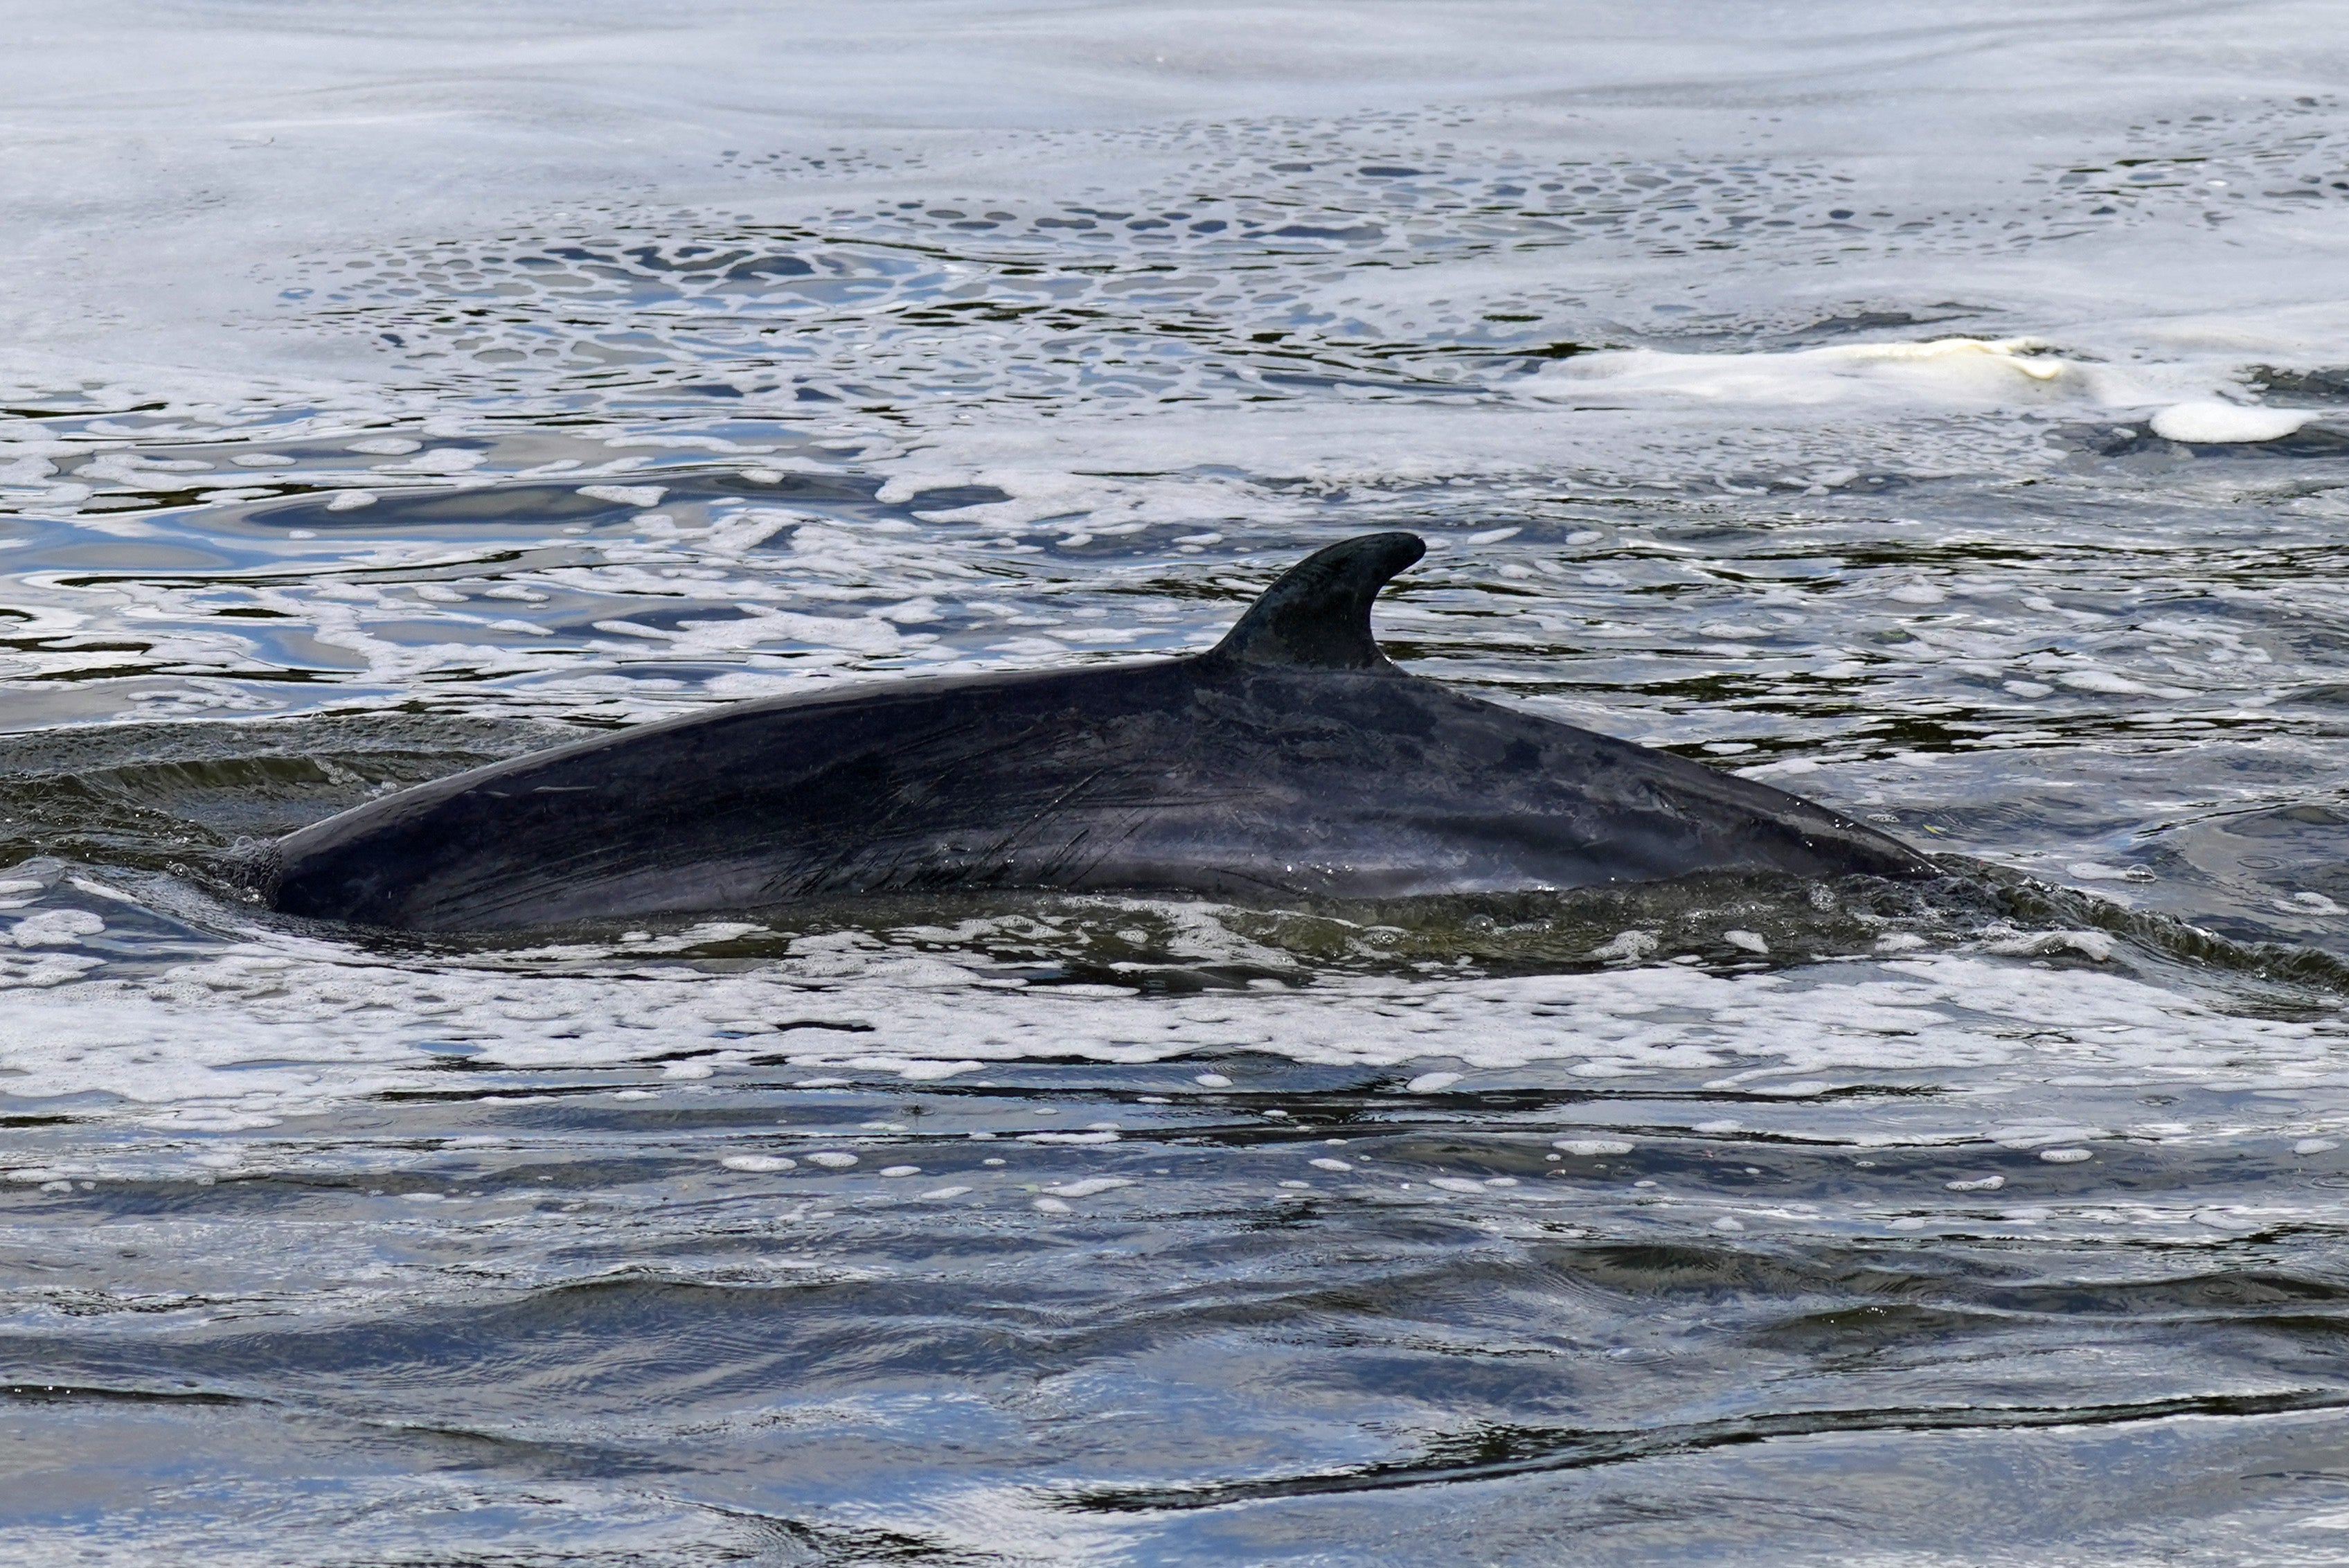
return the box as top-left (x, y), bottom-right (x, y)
top-left (7, 3), bottom-right (2349, 1561)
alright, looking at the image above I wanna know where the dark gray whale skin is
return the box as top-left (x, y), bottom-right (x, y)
top-left (259, 532), bottom-right (1930, 932)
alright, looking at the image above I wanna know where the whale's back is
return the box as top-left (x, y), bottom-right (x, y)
top-left (262, 533), bottom-right (1926, 931)
top-left (262, 652), bottom-right (1922, 931)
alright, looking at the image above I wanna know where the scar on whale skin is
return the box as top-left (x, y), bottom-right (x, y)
top-left (256, 531), bottom-right (1930, 932)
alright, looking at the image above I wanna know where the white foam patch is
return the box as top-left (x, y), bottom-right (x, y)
top-left (8, 909), bottom-right (104, 946)
top-left (1042, 1177), bottom-right (1133, 1199)
top-left (2148, 401), bottom-right (2314, 443)
top-left (1529, 338), bottom-right (2151, 414)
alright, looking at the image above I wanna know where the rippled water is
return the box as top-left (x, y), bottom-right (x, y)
top-left (8, 3), bottom-right (2349, 1561)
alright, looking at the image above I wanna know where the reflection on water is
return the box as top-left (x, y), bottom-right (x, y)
top-left (8, 3), bottom-right (2349, 1560)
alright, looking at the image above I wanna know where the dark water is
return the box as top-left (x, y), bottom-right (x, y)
top-left (9, 3), bottom-right (2349, 1561)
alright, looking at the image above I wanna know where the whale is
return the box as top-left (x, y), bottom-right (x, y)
top-left (256, 531), bottom-right (1931, 932)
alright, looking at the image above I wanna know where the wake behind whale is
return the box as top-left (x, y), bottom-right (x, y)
top-left (256, 533), bottom-right (1930, 932)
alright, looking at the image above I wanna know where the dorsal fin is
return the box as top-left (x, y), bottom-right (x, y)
top-left (1206, 531), bottom-right (1425, 672)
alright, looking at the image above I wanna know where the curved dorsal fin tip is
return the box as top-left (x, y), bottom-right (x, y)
top-left (1208, 531), bottom-right (1426, 672)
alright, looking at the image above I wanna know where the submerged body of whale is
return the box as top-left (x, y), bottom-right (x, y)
top-left (260, 532), bottom-right (1930, 931)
